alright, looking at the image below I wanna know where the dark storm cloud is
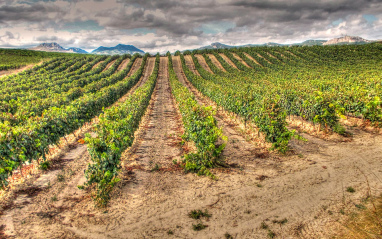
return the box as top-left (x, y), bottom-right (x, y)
top-left (0, 0), bottom-right (381, 51)
top-left (231, 0), bottom-right (378, 12)
top-left (0, 3), bottom-right (64, 23)
top-left (98, 0), bottom-right (381, 42)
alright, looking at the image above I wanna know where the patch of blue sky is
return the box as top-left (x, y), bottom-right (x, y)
top-left (331, 18), bottom-right (344, 26)
top-left (121, 28), bottom-right (156, 35)
top-left (363, 14), bottom-right (378, 24)
top-left (62, 20), bottom-right (104, 32)
top-left (197, 21), bottom-right (236, 34)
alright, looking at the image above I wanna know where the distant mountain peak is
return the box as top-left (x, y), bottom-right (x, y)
top-left (30, 42), bottom-right (88, 54)
top-left (91, 44), bottom-right (144, 55)
top-left (323, 36), bottom-right (370, 45)
top-left (35, 42), bottom-right (65, 51)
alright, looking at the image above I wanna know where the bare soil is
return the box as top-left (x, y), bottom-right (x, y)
top-left (102, 60), bottom-right (117, 72)
top-left (257, 53), bottom-right (272, 64)
top-left (0, 62), bottom-right (41, 78)
top-left (117, 58), bottom-right (130, 71)
top-left (184, 55), bottom-right (200, 76)
top-left (243, 52), bottom-right (262, 66)
top-left (219, 53), bottom-right (238, 69)
top-left (194, 55), bottom-right (213, 74)
top-left (91, 60), bottom-right (104, 70)
top-left (0, 56), bottom-right (381, 239)
top-left (125, 58), bottom-right (143, 78)
top-left (207, 54), bottom-right (227, 72)
top-left (232, 53), bottom-right (251, 68)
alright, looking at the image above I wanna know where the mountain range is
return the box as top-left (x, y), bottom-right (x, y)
top-left (91, 44), bottom-right (144, 55)
top-left (29, 36), bottom-right (374, 55)
top-left (30, 43), bottom-right (88, 54)
top-left (30, 43), bottom-right (145, 55)
top-left (196, 36), bottom-right (372, 50)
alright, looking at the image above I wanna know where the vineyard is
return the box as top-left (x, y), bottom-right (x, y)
top-left (0, 44), bottom-right (381, 238)
top-left (0, 49), bottom-right (79, 72)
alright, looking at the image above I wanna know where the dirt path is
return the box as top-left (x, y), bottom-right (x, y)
top-left (257, 53), bottom-right (272, 64)
top-left (125, 58), bottom-right (143, 79)
top-left (117, 58), bottom-right (130, 71)
top-left (207, 54), bottom-right (227, 72)
top-left (91, 60), bottom-right (104, 70)
top-left (102, 59), bottom-right (117, 72)
top-left (195, 54), bottom-right (213, 74)
top-left (0, 62), bottom-right (41, 78)
top-left (219, 53), bottom-right (238, 69)
top-left (184, 55), bottom-right (200, 76)
top-left (232, 52), bottom-right (251, 68)
top-left (128, 58), bottom-right (155, 92)
top-left (243, 52), bottom-right (262, 66)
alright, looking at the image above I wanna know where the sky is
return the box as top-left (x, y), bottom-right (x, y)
top-left (0, 0), bottom-right (381, 53)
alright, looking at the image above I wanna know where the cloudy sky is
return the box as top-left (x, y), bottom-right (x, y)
top-left (0, 0), bottom-right (381, 53)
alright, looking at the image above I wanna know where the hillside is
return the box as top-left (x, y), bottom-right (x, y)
top-left (91, 44), bottom-right (145, 55)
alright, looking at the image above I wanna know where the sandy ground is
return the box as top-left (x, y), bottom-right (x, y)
top-left (194, 55), bottom-right (213, 74)
top-left (256, 53), bottom-right (272, 65)
top-left (207, 54), bottom-right (227, 72)
top-left (242, 52), bottom-right (262, 66)
top-left (0, 62), bottom-right (41, 78)
top-left (102, 60), bottom-right (117, 72)
top-left (219, 53), bottom-right (238, 69)
top-left (91, 60), bottom-right (104, 70)
top-left (0, 57), bottom-right (381, 239)
top-left (117, 58), bottom-right (130, 71)
top-left (231, 53), bottom-right (251, 68)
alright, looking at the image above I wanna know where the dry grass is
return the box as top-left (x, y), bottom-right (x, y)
top-left (336, 195), bottom-right (382, 238)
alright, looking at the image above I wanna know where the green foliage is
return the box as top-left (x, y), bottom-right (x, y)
top-left (181, 53), bottom-right (294, 152)
top-left (84, 54), bottom-right (160, 207)
top-left (39, 161), bottom-right (50, 171)
top-left (0, 54), bottom-right (147, 189)
top-left (188, 209), bottom-right (212, 219)
top-left (0, 54), bottom-right (134, 124)
top-left (347, 187), bottom-right (356, 193)
top-left (168, 54), bottom-right (226, 177)
top-left (0, 48), bottom-right (78, 71)
top-left (192, 223), bottom-right (207, 231)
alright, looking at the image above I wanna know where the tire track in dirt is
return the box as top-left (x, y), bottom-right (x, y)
top-left (232, 52), bottom-right (251, 68)
top-left (195, 54), bottom-right (214, 74)
top-left (207, 54), bottom-right (227, 72)
top-left (219, 53), bottom-right (238, 69)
